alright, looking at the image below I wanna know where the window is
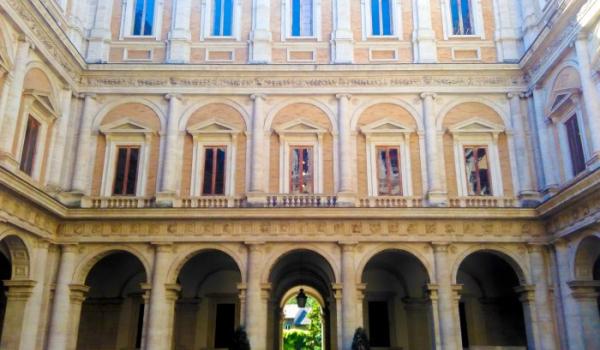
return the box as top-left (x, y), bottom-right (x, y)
top-left (113, 146), bottom-right (140, 196)
top-left (19, 116), bottom-right (40, 176)
top-left (212, 0), bottom-right (234, 36)
top-left (368, 301), bottom-right (391, 347)
top-left (565, 115), bottom-right (586, 176)
top-left (214, 303), bottom-right (235, 348)
top-left (291, 0), bottom-right (313, 36)
top-left (376, 146), bottom-right (402, 195)
top-left (450, 0), bottom-right (473, 35)
top-left (290, 146), bottom-right (313, 194)
top-left (132, 0), bottom-right (155, 36)
top-left (202, 146), bottom-right (227, 195)
top-left (371, 0), bottom-right (393, 36)
top-left (463, 146), bottom-right (492, 196)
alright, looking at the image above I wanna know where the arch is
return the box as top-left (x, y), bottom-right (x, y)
top-left (262, 245), bottom-right (340, 283)
top-left (178, 98), bottom-right (251, 132)
top-left (91, 97), bottom-right (167, 133)
top-left (279, 285), bottom-right (326, 308)
top-left (0, 230), bottom-right (31, 280)
top-left (451, 246), bottom-right (529, 285)
top-left (265, 98), bottom-right (337, 132)
top-left (350, 98), bottom-right (423, 131)
top-left (166, 245), bottom-right (246, 284)
top-left (544, 60), bottom-right (582, 93)
top-left (573, 233), bottom-right (600, 280)
top-left (72, 246), bottom-right (151, 285)
top-left (436, 97), bottom-right (510, 131)
top-left (356, 244), bottom-right (434, 283)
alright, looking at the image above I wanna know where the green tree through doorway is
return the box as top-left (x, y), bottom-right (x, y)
top-left (282, 295), bottom-right (323, 350)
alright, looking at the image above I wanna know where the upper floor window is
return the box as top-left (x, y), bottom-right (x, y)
top-left (463, 146), bottom-right (491, 196)
top-left (290, 146), bottom-right (314, 194)
top-left (376, 146), bottom-right (402, 195)
top-left (371, 0), bottom-right (393, 36)
top-left (113, 146), bottom-right (140, 196)
top-left (20, 116), bottom-right (40, 176)
top-left (133, 0), bottom-right (155, 36)
top-left (291, 0), bottom-right (313, 37)
top-left (565, 115), bottom-right (586, 176)
top-left (450, 0), bottom-right (473, 35)
top-left (202, 146), bottom-right (227, 195)
top-left (212, 0), bottom-right (234, 36)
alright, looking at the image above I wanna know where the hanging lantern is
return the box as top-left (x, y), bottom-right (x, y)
top-left (296, 288), bottom-right (307, 308)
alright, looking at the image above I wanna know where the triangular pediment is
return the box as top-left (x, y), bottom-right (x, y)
top-left (448, 118), bottom-right (504, 134)
top-left (100, 119), bottom-right (154, 134)
top-left (274, 119), bottom-right (327, 135)
top-left (23, 89), bottom-right (60, 118)
top-left (546, 88), bottom-right (579, 117)
top-left (360, 118), bottom-right (414, 134)
top-left (187, 119), bottom-right (240, 135)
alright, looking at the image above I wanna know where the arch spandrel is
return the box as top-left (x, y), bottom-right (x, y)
top-left (265, 98), bottom-right (337, 132)
top-left (355, 244), bottom-right (435, 284)
top-left (262, 244), bottom-right (340, 285)
top-left (72, 246), bottom-right (152, 285)
top-left (350, 99), bottom-right (423, 132)
top-left (451, 245), bottom-right (530, 285)
top-left (178, 99), bottom-right (251, 132)
top-left (166, 245), bottom-right (246, 285)
top-left (437, 98), bottom-right (510, 131)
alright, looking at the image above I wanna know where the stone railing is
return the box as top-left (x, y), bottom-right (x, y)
top-left (81, 196), bottom-right (156, 209)
top-left (448, 196), bottom-right (517, 208)
top-left (358, 196), bottom-right (424, 208)
top-left (176, 196), bottom-right (247, 208)
top-left (264, 194), bottom-right (337, 208)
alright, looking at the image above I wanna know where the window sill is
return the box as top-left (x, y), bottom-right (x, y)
top-left (121, 35), bottom-right (160, 41)
top-left (204, 36), bottom-right (238, 41)
top-left (447, 34), bottom-right (483, 40)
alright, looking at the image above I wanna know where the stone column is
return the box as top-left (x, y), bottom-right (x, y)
top-left (70, 94), bottom-right (96, 196)
top-left (520, 0), bottom-right (539, 48)
top-left (87, 0), bottom-right (115, 62)
top-left (47, 90), bottom-right (73, 190)
top-left (245, 242), bottom-right (267, 350)
top-left (249, 0), bottom-right (272, 63)
top-left (527, 244), bottom-right (558, 350)
top-left (0, 280), bottom-right (35, 349)
top-left (331, 0), bottom-right (353, 63)
top-left (421, 93), bottom-right (446, 206)
top-left (248, 94), bottom-right (267, 204)
top-left (426, 284), bottom-right (442, 350)
top-left (514, 285), bottom-right (542, 350)
top-left (158, 94), bottom-right (183, 205)
top-left (146, 243), bottom-right (175, 350)
top-left (168, 0), bottom-right (193, 63)
top-left (238, 283), bottom-right (247, 325)
top-left (341, 242), bottom-right (358, 349)
top-left (554, 241), bottom-right (585, 350)
top-left (575, 36), bottom-right (600, 168)
top-left (0, 71), bottom-right (12, 128)
top-left (413, 0), bottom-right (437, 63)
top-left (433, 243), bottom-right (460, 350)
top-left (0, 39), bottom-right (31, 167)
top-left (568, 281), bottom-right (600, 350)
top-left (494, 0), bottom-right (522, 61)
top-left (531, 87), bottom-right (558, 192)
top-left (507, 93), bottom-right (536, 202)
top-left (47, 244), bottom-right (79, 350)
top-left (66, 284), bottom-right (90, 350)
top-left (336, 94), bottom-right (356, 204)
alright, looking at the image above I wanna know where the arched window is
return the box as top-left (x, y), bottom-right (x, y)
top-left (212, 0), bottom-right (234, 36)
top-left (291, 0), bottom-right (313, 37)
top-left (450, 0), bottom-right (473, 35)
top-left (133, 0), bottom-right (155, 36)
top-left (371, 0), bottom-right (393, 36)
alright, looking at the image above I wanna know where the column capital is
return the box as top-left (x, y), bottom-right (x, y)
top-left (165, 93), bottom-right (182, 101)
top-left (431, 242), bottom-right (451, 252)
top-left (420, 92), bottom-right (437, 100)
top-left (526, 242), bottom-right (548, 253)
top-left (251, 93), bottom-right (267, 101)
top-left (165, 283), bottom-right (182, 301)
top-left (151, 242), bottom-right (174, 253)
top-left (507, 92), bottom-right (524, 100)
top-left (74, 92), bottom-right (96, 100)
top-left (245, 241), bottom-right (266, 252)
top-left (567, 280), bottom-right (600, 300)
top-left (338, 241), bottom-right (358, 252)
top-left (17, 36), bottom-right (35, 51)
top-left (33, 239), bottom-right (51, 249)
top-left (336, 93), bottom-right (352, 101)
top-left (3, 280), bottom-right (36, 300)
top-left (69, 284), bottom-right (90, 302)
top-left (514, 284), bottom-right (536, 303)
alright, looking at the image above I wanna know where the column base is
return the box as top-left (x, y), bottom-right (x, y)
top-left (246, 192), bottom-right (267, 207)
top-left (518, 191), bottom-right (542, 208)
top-left (155, 192), bottom-right (177, 208)
top-left (336, 191), bottom-right (357, 207)
top-left (426, 191), bottom-right (448, 207)
top-left (331, 35), bottom-right (354, 64)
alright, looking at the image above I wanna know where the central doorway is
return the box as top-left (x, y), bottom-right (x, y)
top-left (280, 286), bottom-right (325, 350)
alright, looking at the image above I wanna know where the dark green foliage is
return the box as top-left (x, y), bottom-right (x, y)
top-left (229, 327), bottom-right (251, 350)
top-left (351, 327), bottom-right (370, 350)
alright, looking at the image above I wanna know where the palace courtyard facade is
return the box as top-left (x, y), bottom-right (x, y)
top-left (0, 0), bottom-right (599, 349)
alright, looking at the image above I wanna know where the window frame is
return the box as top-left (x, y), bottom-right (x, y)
top-left (112, 145), bottom-right (142, 196)
top-left (555, 106), bottom-right (590, 180)
top-left (19, 115), bottom-right (41, 177)
top-left (361, 0), bottom-right (402, 40)
top-left (440, 0), bottom-right (485, 39)
top-left (201, 0), bottom-right (242, 40)
top-left (462, 145), bottom-right (493, 196)
top-left (289, 145), bottom-right (315, 194)
top-left (281, 0), bottom-right (321, 40)
top-left (201, 145), bottom-right (229, 196)
top-left (374, 145), bottom-right (403, 196)
top-left (121, 0), bottom-right (164, 39)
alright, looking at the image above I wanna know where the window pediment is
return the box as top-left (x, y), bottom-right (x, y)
top-left (99, 119), bottom-right (155, 135)
top-left (187, 119), bottom-right (241, 136)
top-left (274, 119), bottom-right (327, 136)
top-left (448, 118), bottom-right (504, 136)
top-left (360, 118), bottom-right (414, 135)
top-left (23, 89), bottom-right (59, 119)
top-left (546, 88), bottom-right (580, 118)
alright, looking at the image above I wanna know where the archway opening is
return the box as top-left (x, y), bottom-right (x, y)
top-left (0, 244), bottom-right (11, 338)
top-left (361, 250), bottom-right (433, 349)
top-left (595, 254), bottom-right (600, 316)
top-left (268, 250), bottom-right (336, 350)
top-left (457, 252), bottom-right (527, 349)
top-left (173, 250), bottom-right (242, 350)
top-left (77, 251), bottom-right (147, 350)
top-left (281, 286), bottom-right (324, 350)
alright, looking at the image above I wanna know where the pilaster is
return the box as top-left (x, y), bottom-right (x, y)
top-left (531, 87), bottom-right (559, 194)
top-left (69, 94), bottom-right (97, 200)
top-left (167, 0), bottom-right (193, 63)
top-left (245, 242), bottom-right (267, 350)
top-left (146, 243), bottom-right (175, 350)
top-left (340, 241), bottom-right (358, 349)
top-left (157, 94), bottom-right (184, 206)
top-left (336, 94), bottom-right (356, 205)
top-left (0, 280), bottom-right (35, 350)
top-left (331, 0), bottom-right (353, 63)
top-left (247, 94), bottom-right (268, 206)
top-left (421, 93), bottom-right (447, 206)
top-left (432, 243), bottom-right (460, 350)
top-left (567, 280), bottom-right (600, 349)
top-left (87, 0), bottom-right (115, 63)
top-left (249, 0), bottom-right (272, 63)
top-left (413, 0), bottom-right (437, 63)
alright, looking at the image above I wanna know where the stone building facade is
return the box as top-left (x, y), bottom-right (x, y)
top-left (0, 0), bottom-right (599, 349)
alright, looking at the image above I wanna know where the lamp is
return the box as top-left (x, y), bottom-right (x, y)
top-left (296, 288), bottom-right (307, 308)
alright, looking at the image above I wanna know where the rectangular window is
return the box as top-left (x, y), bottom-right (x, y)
top-left (451, 0), bottom-right (473, 35)
top-left (371, 0), bottom-right (393, 36)
top-left (565, 115), bottom-right (586, 175)
top-left (463, 146), bottom-right (492, 196)
top-left (133, 0), bottom-right (155, 35)
top-left (202, 146), bottom-right (227, 195)
top-left (376, 146), bottom-right (402, 195)
top-left (368, 301), bottom-right (391, 347)
top-left (113, 146), bottom-right (140, 196)
top-left (212, 0), bottom-right (233, 36)
top-left (290, 146), bottom-right (313, 194)
top-left (214, 303), bottom-right (235, 348)
top-left (19, 116), bottom-right (40, 176)
top-left (292, 0), bottom-right (313, 36)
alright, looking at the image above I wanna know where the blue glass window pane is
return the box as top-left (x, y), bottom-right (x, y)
top-left (133, 0), bottom-right (144, 35)
top-left (144, 0), bottom-right (155, 35)
top-left (213, 0), bottom-right (223, 35)
top-left (223, 0), bottom-right (233, 36)
top-left (451, 0), bottom-right (460, 34)
top-left (292, 0), bottom-right (301, 36)
top-left (371, 0), bottom-right (381, 35)
top-left (381, 0), bottom-right (392, 35)
top-left (461, 0), bottom-right (472, 34)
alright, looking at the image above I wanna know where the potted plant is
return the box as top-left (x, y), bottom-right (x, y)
top-left (351, 327), bottom-right (370, 350)
top-left (229, 327), bottom-right (251, 350)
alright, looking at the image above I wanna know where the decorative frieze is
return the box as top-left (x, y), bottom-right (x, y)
top-left (0, 188), bottom-right (59, 237)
